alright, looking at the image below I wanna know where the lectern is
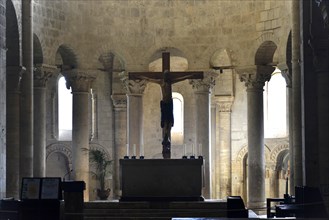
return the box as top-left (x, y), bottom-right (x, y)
top-left (61, 181), bottom-right (85, 220)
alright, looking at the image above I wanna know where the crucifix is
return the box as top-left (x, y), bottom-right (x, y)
top-left (129, 52), bottom-right (203, 159)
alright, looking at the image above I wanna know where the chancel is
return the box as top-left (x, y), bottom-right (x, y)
top-left (1, 0), bottom-right (329, 219)
top-left (129, 52), bottom-right (203, 159)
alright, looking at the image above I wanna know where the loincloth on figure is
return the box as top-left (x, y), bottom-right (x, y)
top-left (160, 100), bottom-right (174, 128)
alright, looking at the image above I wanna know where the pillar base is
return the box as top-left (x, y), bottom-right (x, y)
top-left (247, 201), bottom-right (266, 215)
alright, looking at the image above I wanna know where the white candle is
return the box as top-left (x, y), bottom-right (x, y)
top-left (140, 144), bottom-right (144, 156)
top-left (198, 143), bottom-right (202, 156)
top-left (183, 144), bottom-right (187, 156)
top-left (133, 144), bottom-right (136, 156)
top-left (192, 143), bottom-right (195, 156)
top-left (126, 144), bottom-right (129, 156)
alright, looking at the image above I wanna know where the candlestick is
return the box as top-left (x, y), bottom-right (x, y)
top-left (198, 143), bottom-right (202, 156)
top-left (124, 144), bottom-right (129, 159)
top-left (182, 144), bottom-right (187, 159)
top-left (140, 144), bottom-right (144, 156)
top-left (190, 143), bottom-right (195, 159)
top-left (131, 144), bottom-right (136, 159)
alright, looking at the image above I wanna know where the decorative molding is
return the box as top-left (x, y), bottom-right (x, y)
top-left (190, 70), bottom-right (218, 92)
top-left (89, 143), bottom-right (111, 161)
top-left (111, 94), bottom-right (127, 109)
top-left (270, 143), bottom-right (289, 162)
top-left (281, 69), bottom-right (292, 88)
top-left (218, 101), bottom-right (233, 112)
top-left (62, 69), bottom-right (98, 92)
top-left (46, 143), bottom-right (72, 163)
top-left (236, 145), bottom-right (248, 163)
top-left (121, 71), bottom-right (147, 94)
top-left (238, 65), bottom-right (274, 90)
top-left (6, 66), bottom-right (26, 91)
top-left (33, 64), bottom-right (59, 88)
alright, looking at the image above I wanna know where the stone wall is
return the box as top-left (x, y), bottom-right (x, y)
top-left (29, 0), bottom-right (294, 199)
top-left (0, 0), bottom-right (6, 198)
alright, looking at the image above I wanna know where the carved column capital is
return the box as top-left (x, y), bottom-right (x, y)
top-left (238, 65), bottom-right (275, 90)
top-left (7, 66), bottom-right (26, 92)
top-left (111, 94), bottom-right (127, 109)
top-left (213, 96), bottom-right (234, 112)
top-left (190, 70), bottom-right (218, 93)
top-left (120, 72), bottom-right (147, 94)
top-left (63, 69), bottom-right (97, 93)
top-left (281, 69), bottom-right (292, 88)
top-left (220, 99), bottom-right (234, 113)
top-left (33, 64), bottom-right (59, 88)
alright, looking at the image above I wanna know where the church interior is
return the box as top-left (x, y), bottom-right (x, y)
top-left (1, 0), bottom-right (329, 219)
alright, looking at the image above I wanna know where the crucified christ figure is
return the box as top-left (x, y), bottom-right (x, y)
top-left (129, 52), bottom-right (203, 159)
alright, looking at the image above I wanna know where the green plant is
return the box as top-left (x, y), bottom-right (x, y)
top-left (83, 148), bottom-right (112, 191)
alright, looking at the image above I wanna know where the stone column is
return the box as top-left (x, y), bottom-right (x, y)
top-left (0, 0), bottom-right (6, 199)
top-left (190, 70), bottom-right (217, 199)
top-left (122, 78), bottom-right (147, 157)
top-left (6, 66), bottom-right (25, 198)
top-left (280, 66), bottom-right (294, 192)
top-left (33, 64), bottom-right (58, 177)
top-left (268, 165), bottom-right (279, 198)
top-left (64, 69), bottom-right (96, 201)
top-left (239, 65), bottom-right (274, 210)
top-left (217, 97), bottom-right (234, 199)
top-left (210, 101), bottom-right (217, 198)
top-left (310, 39), bottom-right (329, 209)
top-left (111, 94), bottom-right (127, 198)
top-left (20, 0), bottom-right (33, 179)
top-left (292, 0), bottom-right (303, 187)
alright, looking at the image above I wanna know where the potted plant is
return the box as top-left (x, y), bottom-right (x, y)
top-left (83, 148), bottom-right (112, 200)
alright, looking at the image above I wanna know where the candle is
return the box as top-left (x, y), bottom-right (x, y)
top-left (133, 144), bottom-right (136, 156)
top-left (198, 143), bottom-right (202, 156)
top-left (183, 144), bottom-right (187, 156)
top-left (192, 143), bottom-right (195, 156)
top-left (140, 144), bottom-right (144, 156)
top-left (126, 144), bottom-right (129, 157)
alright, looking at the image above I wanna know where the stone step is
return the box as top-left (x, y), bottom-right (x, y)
top-left (83, 200), bottom-right (227, 219)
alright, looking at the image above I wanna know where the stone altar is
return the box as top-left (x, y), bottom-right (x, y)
top-left (120, 159), bottom-right (204, 201)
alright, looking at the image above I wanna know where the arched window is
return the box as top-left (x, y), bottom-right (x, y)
top-left (264, 68), bottom-right (287, 138)
top-left (58, 75), bottom-right (72, 140)
top-left (172, 92), bottom-right (184, 133)
top-left (171, 92), bottom-right (184, 145)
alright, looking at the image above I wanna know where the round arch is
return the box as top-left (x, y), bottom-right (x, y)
top-left (55, 44), bottom-right (78, 70)
top-left (6, 0), bottom-right (20, 66)
top-left (255, 41), bottom-right (278, 66)
top-left (33, 34), bottom-right (43, 65)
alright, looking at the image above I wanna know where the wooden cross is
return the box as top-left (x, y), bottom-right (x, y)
top-left (129, 52), bottom-right (203, 159)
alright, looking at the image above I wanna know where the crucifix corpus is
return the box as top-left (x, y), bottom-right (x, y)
top-left (129, 52), bottom-right (203, 159)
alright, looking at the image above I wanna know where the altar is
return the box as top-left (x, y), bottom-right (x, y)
top-left (120, 158), bottom-right (204, 201)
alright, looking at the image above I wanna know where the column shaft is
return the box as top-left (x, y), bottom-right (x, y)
top-left (190, 71), bottom-right (217, 199)
top-left (33, 87), bottom-right (46, 177)
top-left (292, 0), bottom-right (303, 187)
top-left (127, 94), bottom-right (143, 156)
top-left (195, 90), bottom-right (211, 198)
top-left (20, 0), bottom-right (33, 179)
top-left (64, 70), bottom-right (96, 201)
top-left (247, 87), bottom-right (265, 209)
top-left (111, 94), bottom-right (127, 199)
top-left (218, 107), bottom-right (232, 199)
top-left (211, 103), bottom-right (217, 199)
top-left (33, 64), bottom-right (56, 177)
top-left (6, 66), bottom-right (24, 198)
top-left (72, 91), bottom-right (90, 200)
